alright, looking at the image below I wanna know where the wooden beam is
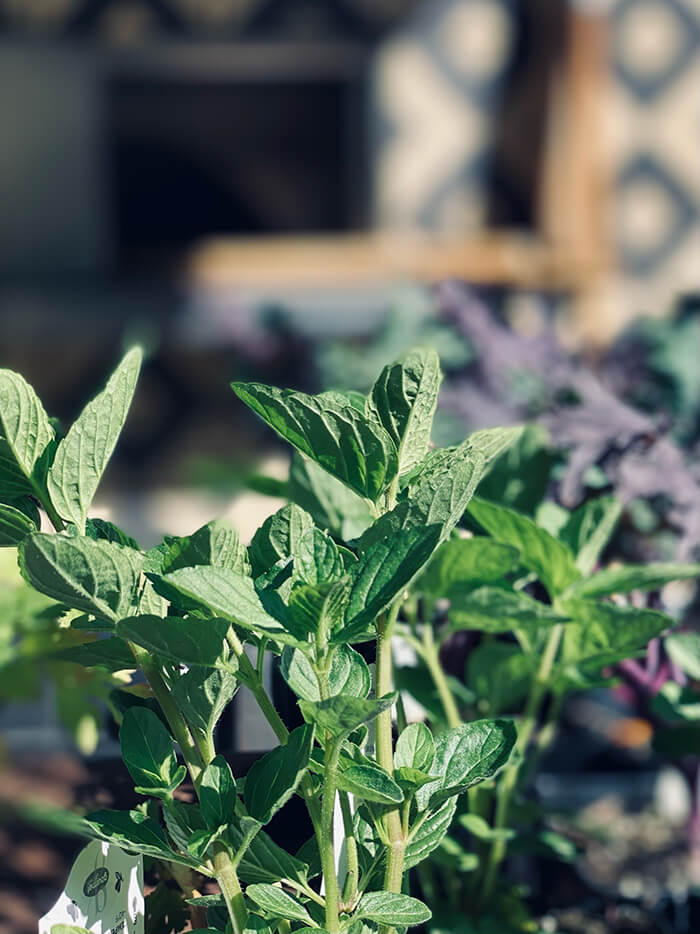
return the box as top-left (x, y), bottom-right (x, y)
top-left (186, 231), bottom-right (600, 291)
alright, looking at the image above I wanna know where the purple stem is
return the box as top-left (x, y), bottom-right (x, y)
top-left (645, 638), bottom-right (660, 676)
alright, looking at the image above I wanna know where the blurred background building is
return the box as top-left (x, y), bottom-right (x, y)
top-left (0, 0), bottom-right (696, 334)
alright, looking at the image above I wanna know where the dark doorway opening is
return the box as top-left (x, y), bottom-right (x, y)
top-left (109, 75), bottom-right (367, 272)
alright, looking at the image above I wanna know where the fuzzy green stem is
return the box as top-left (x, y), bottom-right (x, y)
top-left (128, 644), bottom-right (205, 783)
top-left (339, 791), bottom-right (359, 907)
top-left (32, 478), bottom-right (66, 533)
top-left (213, 843), bottom-right (248, 934)
top-left (226, 629), bottom-right (324, 836)
top-left (128, 644), bottom-right (246, 933)
top-left (321, 738), bottom-right (342, 934)
top-left (480, 623), bottom-right (564, 904)
top-left (421, 624), bottom-right (461, 729)
top-left (376, 602), bottom-right (406, 934)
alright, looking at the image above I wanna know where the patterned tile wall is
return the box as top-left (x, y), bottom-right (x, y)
top-left (373, 0), bottom-right (699, 330)
top-left (372, 0), bottom-right (517, 231)
top-left (611, 0), bottom-right (700, 321)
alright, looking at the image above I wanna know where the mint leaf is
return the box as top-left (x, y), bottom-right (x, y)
top-left (52, 637), bottom-right (136, 671)
top-left (559, 495), bottom-right (622, 575)
top-left (366, 347), bottom-right (442, 475)
top-left (120, 707), bottom-right (185, 798)
top-left (117, 615), bottom-right (236, 671)
top-left (280, 644), bottom-right (370, 702)
top-left (159, 565), bottom-right (302, 646)
top-left (356, 892), bottom-right (431, 926)
top-left (248, 503), bottom-right (314, 577)
top-left (0, 501), bottom-right (38, 546)
top-left (566, 563), bottom-right (700, 598)
top-left (298, 693), bottom-right (396, 737)
top-left (468, 497), bottom-right (580, 597)
top-left (47, 347), bottom-right (142, 532)
top-left (448, 586), bottom-right (569, 634)
top-left (169, 668), bottom-right (238, 741)
top-left (665, 632), bottom-right (700, 680)
top-left (229, 823), bottom-right (309, 886)
top-left (466, 426), bottom-right (524, 464)
top-left (560, 599), bottom-right (673, 668)
top-left (148, 519), bottom-right (248, 576)
top-left (244, 724), bottom-right (314, 824)
top-left (418, 538), bottom-right (519, 596)
top-left (85, 809), bottom-right (200, 868)
top-left (403, 441), bottom-right (486, 540)
top-left (337, 763), bottom-right (404, 805)
top-left (341, 525), bottom-right (442, 638)
top-left (200, 755), bottom-right (236, 831)
top-left (458, 813), bottom-right (515, 842)
top-left (286, 579), bottom-right (350, 639)
top-left (295, 527), bottom-right (345, 586)
top-left (0, 368), bottom-right (54, 499)
top-left (417, 719), bottom-right (517, 809)
top-left (85, 517), bottom-right (139, 551)
top-left (18, 533), bottom-right (142, 622)
top-left (404, 798), bottom-right (456, 870)
top-left (232, 382), bottom-right (398, 501)
top-left (395, 722), bottom-right (434, 772)
top-left (288, 453), bottom-right (373, 540)
top-left (245, 884), bottom-right (312, 925)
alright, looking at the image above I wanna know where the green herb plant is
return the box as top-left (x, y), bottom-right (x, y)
top-left (1, 347), bottom-right (519, 934)
top-left (255, 366), bottom-right (699, 931)
top-left (391, 492), bottom-right (698, 926)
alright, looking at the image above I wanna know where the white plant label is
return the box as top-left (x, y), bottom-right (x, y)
top-left (39, 839), bottom-right (144, 934)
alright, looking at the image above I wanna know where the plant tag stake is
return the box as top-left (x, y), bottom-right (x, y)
top-left (39, 839), bottom-right (144, 934)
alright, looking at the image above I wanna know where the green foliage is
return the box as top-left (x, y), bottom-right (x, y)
top-left (147, 519), bottom-right (248, 576)
top-left (416, 720), bottom-right (517, 809)
top-left (448, 587), bottom-right (569, 635)
top-left (244, 725), bottom-right (314, 824)
top-left (665, 631), bottom-right (700, 679)
top-left (337, 764), bottom-right (404, 805)
top-left (288, 452), bottom-right (374, 540)
top-left (248, 502), bottom-right (314, 577)
top-left (84, 809), bottom-right (200, 869)
top-left (558, 599), bottom-right (673, 670)
top-left (395, 722), bottom-right (434, 772)
top-left (47, 348), bottom-right (142, 532)
top-left (281, 644), bottom-right (370, 701)
top-left (0, 501), bottom-right (38, 546)
top-left (200, 756), bottom-right (237, 831)
top-left (117, 614), bottom-right (235, 670)
top-left (120, 707), bottom-right (186, 799)
top-left (468, 497), bottom-right (579, 597)
top-left (566, 562), bottom-right (699, 598)
top-left (5, 345), bottom-right (695, 934)
top-left (0, 368), bottom-right (55, 498)
top-left (299, 694), bottom-right (397, 737)
top-left (245, 884), bottom-right (312, 924)
top-left (356, 892), bottom-right (431, 926)
top-left (366, 347), bottom-right (441, 475)
top-left (19, 533), bottom-right (142, 623)
top-left (400, 441), bottom-right (485, 540)
top-left (417, 538), bottom-right (519, 596)
top-left (232, 382), bottom-right (398, 501)
top-left (169, 667), bottom-right (238, 743)
top-left (342, 525), bottom-right (442, 638)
